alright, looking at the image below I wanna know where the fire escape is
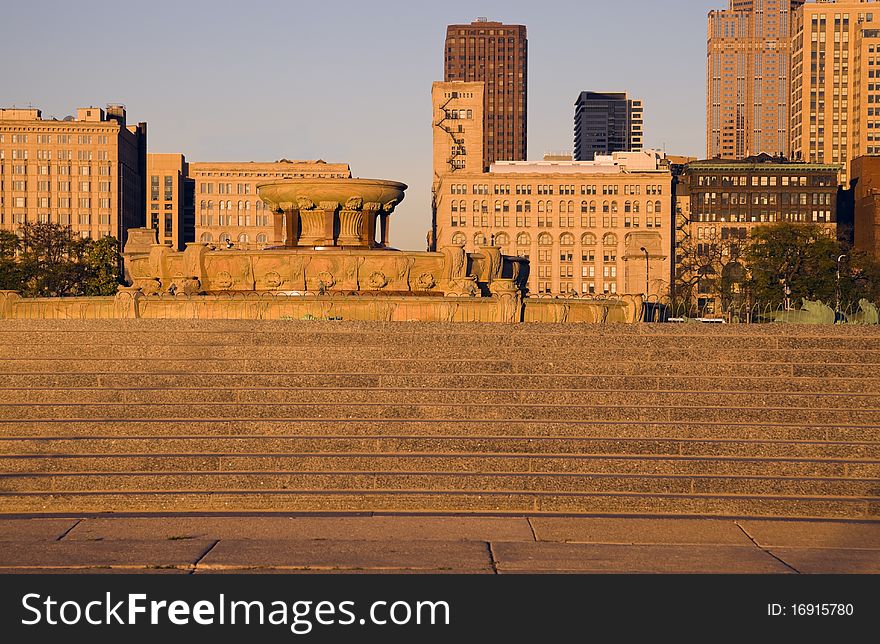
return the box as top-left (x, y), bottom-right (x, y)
top-left (435, 95), bottom-right (466, 173)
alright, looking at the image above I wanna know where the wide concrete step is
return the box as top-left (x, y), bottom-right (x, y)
top-left (1, 436), bottom-right (876, 459)
top-left (3, 420), bottom-right (875, 442)
top-left (1, 471), bottom-right (876, 497)
top-left (1, 453), bottom-right (876, 478)
top-left (0, 320), bottom-right (875, 521)
top-left (5, 344), bottom-right (880, 363)
top-left (3, 321), bottom-right (880, 343)
top-left (0, 359), bottom-right (873, 377)
top-left (0, 490), bottom-right (873, 519)
top-left (1, 388), bottom-right (877, 409)
top-left (1, 374), bottom-right (879, 393)
top-left (1, 402), bottom-right (878, 424)
top-left (4, 346), bottom-right (880, 365)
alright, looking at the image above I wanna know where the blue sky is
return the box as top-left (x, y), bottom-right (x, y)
top-left (2, 0), bottom-right (719, 250)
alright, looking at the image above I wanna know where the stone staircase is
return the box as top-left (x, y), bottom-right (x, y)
top-left (0, 320), bottom-right (877, 519)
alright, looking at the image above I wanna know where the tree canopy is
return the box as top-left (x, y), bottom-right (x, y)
top-left (0, 223), bottom-right (121, 297)
top-left (675, 222), bottom-right (880, 310)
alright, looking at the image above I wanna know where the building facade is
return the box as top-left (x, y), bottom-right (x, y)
top-left (190, 160), bottom-right (351, 248)
top-left (790, 0), bottom-right (880, 183)
top-left (146, 153), bottom-right (193, 250)
top-left (707, 0), bottom-right (804, 159)
top-left (444, 18), bottom-right (527, 169)
top-left (432, 82), bottom-right (486, 180)
top-left (851, 154), bottom-right (880, 258)
top-left (0, 105), bottom-right (146, 244)
top-left (573, 92), bottom-right (644, 160)
top-left (434, 151), bottom-right (672, 299)
top-left (675, 155), bottom-right (841, 312)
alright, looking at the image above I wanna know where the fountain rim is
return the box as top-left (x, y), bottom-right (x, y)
top-left (256, 177), bottom-right (408, 191)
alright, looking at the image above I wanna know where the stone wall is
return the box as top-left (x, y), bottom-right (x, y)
top-left (0, 289), bottom-right (640, 324)
top-left (123, 228), bottom-right (530, 299)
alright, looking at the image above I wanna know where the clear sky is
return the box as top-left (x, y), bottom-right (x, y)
top-left (2, 0), bottom-right (720, 250)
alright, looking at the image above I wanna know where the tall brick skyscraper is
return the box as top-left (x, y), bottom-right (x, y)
top-left (444, 18), bottom-right (527, 170)
top-left (790, 0), bottom-right (880, 184)
top-left (707, 0), bottom-right (805, 159)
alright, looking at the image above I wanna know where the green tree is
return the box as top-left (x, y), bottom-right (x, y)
top-left (19, 223), bottom-right (85, 297)
top-left (81, 235), bottom-right (121, 296)
top-left (0, 230), bottom-right (23, 291)
top-left (673, 233), bottom-right (747, 312)
top-left (744, 223), bottom-right (841, 306)
top-left (5, 223), bottom-right (121, 297)
top-left (840, 250), bottom-right (880, 306)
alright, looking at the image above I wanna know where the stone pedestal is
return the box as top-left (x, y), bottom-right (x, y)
top-left (114, 287), bottom-right (143, 318)
top-left (299, 207), bottom-right (325, 247)
top-left (490, 279), bottom-right (523, 323)
top-left (0, 291), bottom-right (21, 319)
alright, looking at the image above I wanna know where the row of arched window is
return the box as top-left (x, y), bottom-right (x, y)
top-left (200, 232), bottom-right (269, 244)
top-left (451, 232), bottom-right (618, 247)
top-left (199, 200), bottom-right (269, 211)
top-left (449, 200), bottom-right (663, 214)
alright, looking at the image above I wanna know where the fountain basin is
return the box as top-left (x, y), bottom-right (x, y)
top-left (258, 178), bottom-right (407, 248)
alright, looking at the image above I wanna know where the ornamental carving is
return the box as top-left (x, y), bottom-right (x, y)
top-left (264, 272), bottom-right (283, 288)
top-left (171, 278), bottom-right (201, 296)
top-left (341, 257), bottom-right (363, 291)
top-left (480, 246), bottom-right (503, 282)
top-left (439, 301), bottom-right (458, 322)
top-left (345, 196), bottom-right (364, 211)
top-left (415, 273), bottom-right (436, 290)
top-left (215, 271), bottom-right (234, 289)
top-left (383, 199), bottom-right (398, 214)
top-left (297, 196), bottom-right (317, 210)
top-left (551, 303), bottom-right (570, 324)
top-left (316, 271), bottom-right (335, 289)
top-left (368, 271), bottom-right (388, 289)
top-left (135, 278), bottom-right (162, 296)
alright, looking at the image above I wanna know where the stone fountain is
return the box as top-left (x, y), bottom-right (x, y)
top-left (258, 178), bottom-right (406, 249)
top-left (122, 175), bottom-right (531, 312)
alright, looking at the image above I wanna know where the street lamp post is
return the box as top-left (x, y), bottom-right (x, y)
top-left (836, 254), bottom-right (847, 315)
top-left (640, 247), bottom-right (650, 298)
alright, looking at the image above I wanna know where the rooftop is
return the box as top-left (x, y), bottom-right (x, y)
top-left (491, 150), bottom-right (669, 175)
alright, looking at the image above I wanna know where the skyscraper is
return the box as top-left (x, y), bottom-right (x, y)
top-left (444, 18), bottom-right (527, 170)
top-left (707, 1), bottom-right (805, 159)
top-left (790, 0), bottom-right (880, 184)
top-left (573, 92), bottom-right (644, 161)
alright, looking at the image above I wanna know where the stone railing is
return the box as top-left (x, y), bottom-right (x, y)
top-left (0, 289), bottom-right (641, 324)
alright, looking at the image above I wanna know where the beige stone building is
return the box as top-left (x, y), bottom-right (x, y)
top-left (432, 82), bottom-right (485, 183)
top-left (146, 153), bottom-right (192, 250)
top-left (145, 157), bottom-right (351, 250)
top-left (707, 1), bottom-right (804, 159)
top-left (790, 0), bottom-right (880, 183)
top-left (675, 155), bottom-right (840, 313)
top-left (434, 152), bottom-right (672, 298)
top-left (432, 80), bottom-right (671, 298)
top-left (0, 105), bottom-right (146, 243)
